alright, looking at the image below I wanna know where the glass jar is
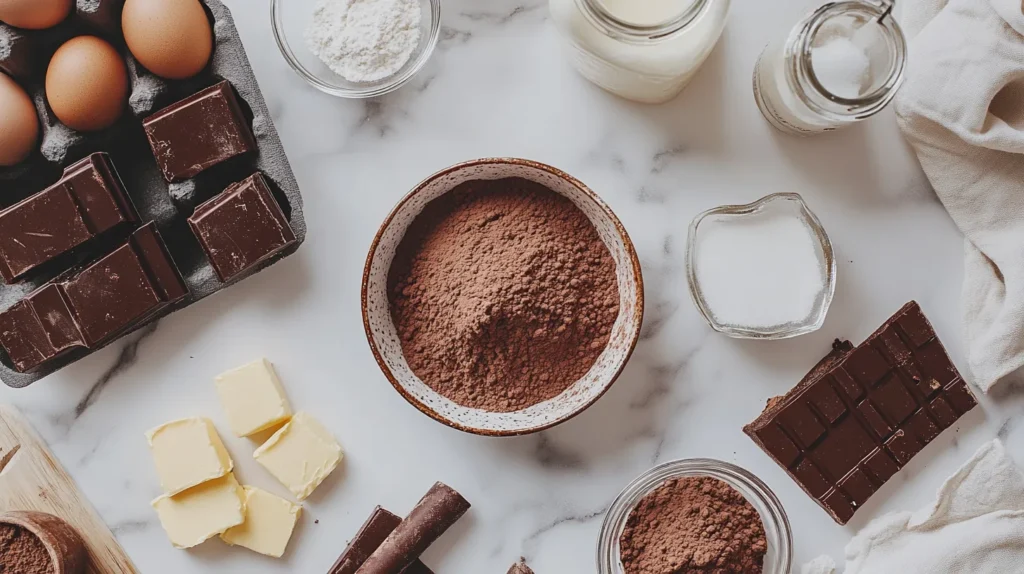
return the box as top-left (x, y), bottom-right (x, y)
top-left (753, 1), bottom-right (906, 135)
top-left (598, 459), bottom-right (793, 574)
top-left (549, 0), bottom-right (731, 104)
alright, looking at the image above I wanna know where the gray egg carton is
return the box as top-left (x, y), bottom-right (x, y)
top-left (0, 0), bottom-right (306, 387)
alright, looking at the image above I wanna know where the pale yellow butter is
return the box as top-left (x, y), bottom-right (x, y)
top-left (146, 417), bottom-right (233, 495)
top-left (253, 412), bottom-right (342, 500)
top-left (152, 473), bottom-right (245, 549)
top-left (220, 486), bottom-right (302, 557)
top-left (215, 359), bottom-right (293, 437)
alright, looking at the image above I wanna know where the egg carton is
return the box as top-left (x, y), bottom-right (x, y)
top-left (0, 0), bottom-right (306, 388)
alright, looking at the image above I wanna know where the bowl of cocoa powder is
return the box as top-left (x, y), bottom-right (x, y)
top-left (598, 459), bottom-right (792, 574)
top-left (362, 158), bottom-right (643, 436)
top-left (0, 511), bottom-right (88, 574)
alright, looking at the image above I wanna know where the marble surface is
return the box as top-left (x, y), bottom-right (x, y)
top-left (2, 0), bottom-right (1020, 572)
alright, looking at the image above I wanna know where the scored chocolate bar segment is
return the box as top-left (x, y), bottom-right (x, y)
top-left (188, 172), bottom-right (296, 283)
top-left (0, 153), bottom-right (137, 283)
top-left (744, 302), bottom-right (978, 525)
top-left (331, 507), bottom-right (431, 574)
top-left (356, 483), bottom-right (471, 574)
top-left (0, 223), bottom-right (188, 372)
top-left (143, 80), bottom-right (256, 183)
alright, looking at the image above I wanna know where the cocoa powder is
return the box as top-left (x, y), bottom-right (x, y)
top-left (0, 523), bottom-right (53, 574)
top-left (619, 477), bottom-right (768, 574)
top-left (388, 177), bottom-right (619, 412)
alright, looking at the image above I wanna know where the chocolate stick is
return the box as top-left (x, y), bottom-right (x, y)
top-left (355, 483), bottom-right (470, 574)
top-left (330, 507), bottom-right (431, 574)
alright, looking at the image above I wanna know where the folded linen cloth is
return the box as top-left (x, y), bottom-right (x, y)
top-left (802, 439), bottom-right (1024, 574)
top-left (893, 0), bottom-right (1024, 392)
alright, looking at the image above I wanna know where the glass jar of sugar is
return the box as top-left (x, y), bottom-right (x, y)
top-left (753, 1), bottom-right (906, 135)
top-left (549, 0), bottom-right (730, 104)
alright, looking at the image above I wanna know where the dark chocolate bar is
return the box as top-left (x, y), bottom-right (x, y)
top-left (357, 483), bottom-right (470, 574)
top-left (143, 80), bottom-right (256, 183)
top-left (188, 172), bottom-right (296, 282)
top-left (76, 0), bottom-right (125, 34)
top-left (0, 223), bottom-right (187, 372)
top-left (331, 507), bottom-right (431, 574)
top-left (744, 302), bottom-right (978, 524)
top-left (0, 153), bottom-right (137, 283)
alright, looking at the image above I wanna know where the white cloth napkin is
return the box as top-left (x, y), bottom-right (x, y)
top-left (893, 0), bottom-right (1024, 392)
top-left (801, 439), bottom-right (1024, 574)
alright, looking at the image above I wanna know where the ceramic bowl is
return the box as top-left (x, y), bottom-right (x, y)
top-left (0, 511), bottom-right (87, 574)
top-left (362, 158), bottom-right (644, 436)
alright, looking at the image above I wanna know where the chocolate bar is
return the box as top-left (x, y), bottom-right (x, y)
top-left (143, 80), bottom-right (256, 183)
top-left (0, 153), bottom-right (137, 283)
top-left (188, 172), bottom-right (296, 282)
top-left (744, 302), bottom-right (978, 524)
top-left (330, 507), bottom-right (431, 574)
top-left (357, 483), bottom-right (470, 574)
top-left (0, 223), bottom-right (187, 372)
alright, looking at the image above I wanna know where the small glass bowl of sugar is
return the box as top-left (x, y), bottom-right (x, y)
top-left (686, 193), bottom-right (836, 339)
top-left (271, 0), bottom-right (441, 98)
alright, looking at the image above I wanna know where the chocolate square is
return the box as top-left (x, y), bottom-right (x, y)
top-left (188, 172), bottom-right (296, 282)
top-left (0, 153), bottom-right (136, 282)
top-left (143, 80), bottom-right (256, 183)
top-left (744, 302), bottom-right (978, 524)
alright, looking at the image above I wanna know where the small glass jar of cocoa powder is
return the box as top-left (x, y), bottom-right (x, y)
top-left (598, 459), bottom-right (792, 574)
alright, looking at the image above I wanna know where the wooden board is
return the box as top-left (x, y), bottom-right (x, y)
top-left (0, 404), bottom-right (137, 573)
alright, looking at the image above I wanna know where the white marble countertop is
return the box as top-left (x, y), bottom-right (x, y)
top-left (2, 0), bottom-right (1020, 572)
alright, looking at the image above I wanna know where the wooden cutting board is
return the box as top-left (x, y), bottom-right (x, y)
top-left (0, 404), bottom-right (137, 573)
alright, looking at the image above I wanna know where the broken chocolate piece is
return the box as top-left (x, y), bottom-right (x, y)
top-left (356, 483), bottom-right (470, 574)
top-left (508, 559), bottom-right (535, 574)
top-left (188, 172), bottom-right (296, 282)
top-left (0, 153), bottom-right (137, 283)
top-left (76, 0), bottom-right (125, 34)
top-left (0, 24), bottom-right (34, 79)
top-left (0, 223), bottom-right (187, 372)
top-left (744, 302), bottom-right (978, 524)
top-left (143, 80), bottom-right (256, 183)
top-left (330, 507), bottom-right (431, 574)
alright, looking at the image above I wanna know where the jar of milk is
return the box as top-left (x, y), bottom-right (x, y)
top-left (549, 0), bottom-right (730, 104)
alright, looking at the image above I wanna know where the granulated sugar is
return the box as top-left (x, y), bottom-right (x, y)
top-left (694, 210), bottom-right (824, 329)
top-left (388, 178), bottom-right (620, 412)
top-left (305, 0), bottom-right (421, 83)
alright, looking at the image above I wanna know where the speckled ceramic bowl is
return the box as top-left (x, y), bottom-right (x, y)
top-left (362, 158), bottom-right (644, 436)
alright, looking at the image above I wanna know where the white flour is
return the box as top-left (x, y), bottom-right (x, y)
top-left (305, 0), bottom-right (422, 83)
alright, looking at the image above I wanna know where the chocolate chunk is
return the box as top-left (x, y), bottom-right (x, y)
top-left (744, 302), bottom-right (978, 524)
top-left (143, 80), bottom-right (256, 183)
top-left (507, 559), bottom-right (535, 574)
top-left (76, 0), bottom-right (125, 34)
top-left (0, 223), bottom-right (187, 372)
top-left (331, 507), bottom-right (431, 574)
top-left (0, 24), bottom-right (33, 79)
top-left (0, 153), bottom-right (137, 283)
top-left (356, 483), bottom-right (470, 574)
top-left (188, 172), bottom-right (296, 282)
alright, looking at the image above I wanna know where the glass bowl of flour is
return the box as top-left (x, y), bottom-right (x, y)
top-left (686, 193), bottom-right (836, 339)
top-left (272, 0), bottom-right (441, 98)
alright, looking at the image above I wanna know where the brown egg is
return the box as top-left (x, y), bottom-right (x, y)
top-left (46, 36), bottom-right (128, 132)
top-left (122, 0), bottom-right (213, 80)
top-left (0, 73), bottom-right (37, 166)
top-left (0, 0), bottom-right (72, 30)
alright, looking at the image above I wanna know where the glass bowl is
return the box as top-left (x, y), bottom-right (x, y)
top-left (271, 0), bottom-right (441, 98)
top-left (598, 459), bottom-right (793, 574)
top-left (686, 192), bottom-right (836, 339)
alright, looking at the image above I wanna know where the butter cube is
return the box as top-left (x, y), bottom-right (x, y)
top-left (221, 486), bottom-right (302, 557)
top-left (152, 473), bottom-right (245, 548)
top-left (147, 417), bottom-right (233, 495)
top-left (215, 359), bottom-right (292, 437)
top-left (253, 412), bottom-right (342, 500)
